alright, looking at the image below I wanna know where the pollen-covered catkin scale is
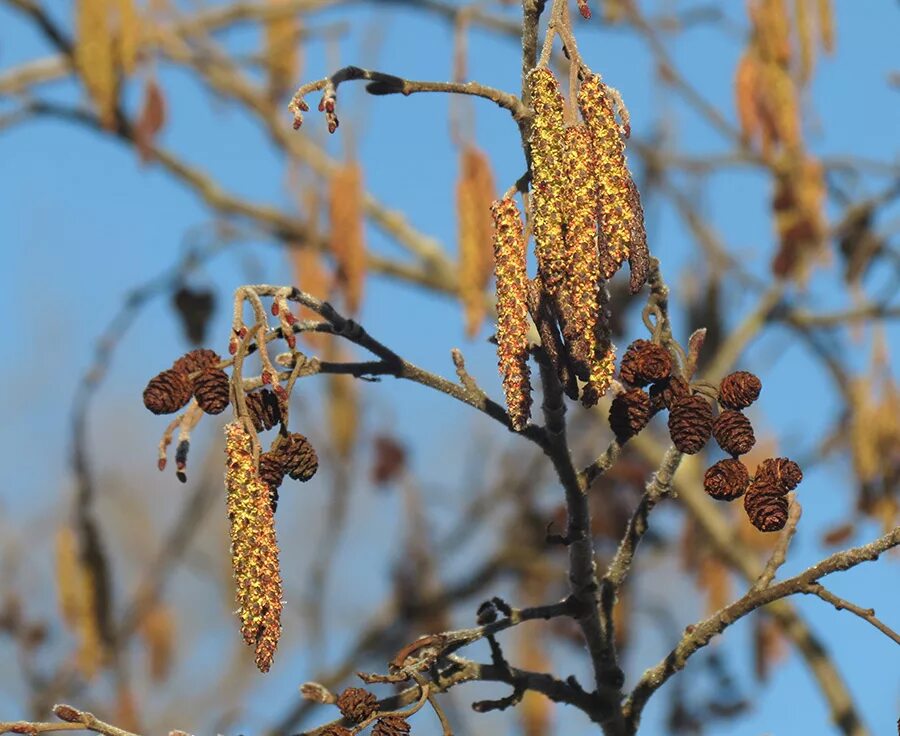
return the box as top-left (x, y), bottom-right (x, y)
top-left (224, 423), bottom-right (283, 672)
top-left (527, 68), bottom-right (568, 296)
top-left (581, 281), bottom-right (616, 407)
top-left (577, 74), bottom-right (648, 292)
top-left (491, 197), bottom-right (532, 431)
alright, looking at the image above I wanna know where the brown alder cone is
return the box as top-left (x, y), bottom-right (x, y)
top-left (649, 375), bottom-right (690, 413)
top-left (143, 369), bottom-right (193, 414)
top-left (224, 423), bottom-right (283, 671)
top-left (192, 367), bottom-right (230, 415)
top-left (319, 728), bottom-right (352, 736)
top-left (246, 389), bottom-right (282, 431)
top-left (609, 388), bottom-right (651, 443)
top-left (704, 458), bottom-right (751, 501)
top-left (667, 394), bottom-right (714, 454)
top-left (744, 475), bottom-right (789, 532)
top-left (372, 715), bottom-right (411, 736)
top-left (258, 451), bottom-right (286, 490)
top-left (755, 457), bottom-right (803, 490)
top-left (264, 0), bottom-right (302, 101)
top-left (527, 68), bottom-right (568, 296)
top-left (277, 432), bottom-right (319, 481)
top-left (577, 74), bottom-right (648, 292)
top-left (457, 145), bottom-right (497, 337)
top-left (619, 339), bottom-right (672, 387)
top-left (718, 370), bottom-right (762, 410)
top-left (75, 0), bottom-right (117, 129)
top-left (336, 688), bottom-right (378, 723)
top-left (492, 197), bottom-right (532, 431)
top-left (713, 410), bottom-right (757, 456)
top-left (329, 161), bottom-right (366, 314)
top-left (173, 348), bottom-right (220, 377)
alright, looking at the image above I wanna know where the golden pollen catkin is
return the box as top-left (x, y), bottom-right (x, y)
top-left (491, 197), bottom-right (532, 431)
top-left (75, 0), bottom-right (117, 129)
top-left (329, 161), bottom-right (366, 315)
top-left (527, 68), bottom-right (568, 296)
top-left (577, 74), bottom-right (648, 292)
top-left (224, 422), bottom-right (283, 672)
top-left (581, 281), bottom-right (616, 408)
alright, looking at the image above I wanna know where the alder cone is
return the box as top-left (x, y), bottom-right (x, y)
top-left (667, 395), bottom-right (713, 454)
top-left (277, 433), bottom-right (318, 481)
top-left (143, 369), bottom-right (193, 414)
top-left (755, 457), bottom-right (803, 491)
top-left (609, 388), bottom-right (651, 443)
top-left (718, 370), bottom-right (762, 410)
top-left (619, 340), bottom-right (671, 387)
top-left (649, 375), bottom-right (690, 413)
top-left (372, 716), bottom-right (411, 736)
top-left (319, 728), bottom-right (352, 736)
top-left (713, 410), bottom-right (756, 456)
top-left (704, 459), bottom-right (750, 501)
top-left (173, 348), bottom-right (220, 377)
top-left (744, 482), bottom-right (789, 532)
top-left (336, 687), bottom-right (377, 723)
top-left (246, 389), bottom-right (282, 431)
top-left (192, 368), bottom-right (230, 415)
top-left (258, 452), bottom-right (286, 491)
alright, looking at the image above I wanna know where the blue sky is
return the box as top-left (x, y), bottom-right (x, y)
top-left (1, 1), bottom-right (898, 734)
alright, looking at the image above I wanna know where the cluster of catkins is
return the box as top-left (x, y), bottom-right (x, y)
top-left (491, 67), bottom-right (650, 431)
top-left (608, 342), bottom-right (801, 532)
top-left (317, 687), bottom-right (410, 736)
top-left (143, 348), bottom-right (320, 672)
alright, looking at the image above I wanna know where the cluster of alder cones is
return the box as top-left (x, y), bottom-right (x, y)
top-left (491, 66), bottom-right (650, 430)
top-left (609, 341), bottom-right (801, 532)
top-left (316, 687), bottom-right (411, 736)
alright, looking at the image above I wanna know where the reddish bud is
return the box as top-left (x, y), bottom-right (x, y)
top-left (157, 458), bottom-right (166, 471)
top-left (271, 302), bottom-right (280, 316)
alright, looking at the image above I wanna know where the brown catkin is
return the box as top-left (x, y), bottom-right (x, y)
top-left (264, 0), bottom-right (301, 101)
top-left (527, 68), bottom-right (568, 296)
top-left (704, 458), bottom-right (751, 501)
top-left (492, 197), bottom-right (532, 431)
top-left (336, 688), bottom-right (377, 723)
top-left (143, 369), bottom-right (193, 415)
top-left (372, 716), bottom-right (411, 736)
top-left (668, 394), bottom-right (714, 454)
top-left (526, 280), bottom-right (579, 401)
top-left (75, 0), bottom-right (117, 129)
top-left (713, 410), bottom-right (757, 456)
top-left (192, 368), bottom-right (230, 415)
top-left (608, 388), bottom-right (651, 443)
top-left (224, 423), bottom-right (283, 671)
top-left (718, 370), bottom-right (763, 409)
top-left (329, 161), bottom-right (366, 314)
top-left (138, 603), bottom-right (174, 682)
top-left (246, 389), bottom-right (282, 432)
top-left (577, 74), bottom-right (647, 290)
top-left (457, 145), bottom-right (497, 337)
top-left (735, 50), bottom-right (761, 144)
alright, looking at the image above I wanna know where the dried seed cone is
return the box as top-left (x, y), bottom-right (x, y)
top-left (609, 388), bottom-right (651, 443)
top-left (143, 369), bottom-right (193, 414)
top-left (744, 474), bottom-right (789, 532)
top-left (224, 423), bottom-right (283, 671)
top-left (457, 145), bottom-right (497, 337)
top-left (713, 410), bottom-right (756, 456)
top-left (704, 459), bottom-right (750, 500)
top-left (336, 688), bottom-right (377, 723)
top-left (619, 339), bottom-right (672, 387)
top-left (192, 367), bottom-right (230, 415)
top-left (246, 389), bottom-right (282, 431)
top-left (492, 197), bottom-right (532, 431)
top-left (667, 394), bottom-right (714, 454)
top-left (373, 716), bottom-right (411, 736)
top-left (718, 370), bottom-right (762, 409)
top-left (277, 433), bottom-right (318, 481)
top-left (649, 376), bottom-right (690, 413)
top-left (527, 68), bottom-right (568, 296)
top-left (755, 457), bottom-right (803, 491)
top-left (577, 74), bottom-right (648, 291)
top-left (173, 348), bottom-right (221, 377)
top-left (319, 728), bottom-right (352, 736)
top-left (258, 451), bottom-right (286, 491)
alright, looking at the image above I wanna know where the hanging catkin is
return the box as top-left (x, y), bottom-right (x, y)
top-left (75, 0), bottom-right (117, 129)
top-left (328, 161), bottom-right (366, 314)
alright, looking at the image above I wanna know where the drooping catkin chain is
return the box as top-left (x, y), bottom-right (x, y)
top-left (577, 74), bottom-right (649, 293)
top-left (224, 422), bottom-right (283, 672)
top-left (527, 68), bottom-right (568, 297)
top-left (491, 197), bottom-right (532, 431)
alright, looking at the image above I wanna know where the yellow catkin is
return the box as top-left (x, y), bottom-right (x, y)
top-left (527, 68), bottom-right (568, 296)
top-left (817, 0), bottom-right (834, 53)
top-left (794, 0), bottom-right (815, 84)
top-left (224, 423), bottom-right (283, 672)
top-left (328, 161), bottom-right (366, 315)
top-left (581, 281), bottom-right (616, 408)
top-left (75, 0), bottom-right (117, 129)
top-left (771, 152), bottom-right (826, 278)
top-left (114, 0), bottom-right (140, 75)
top-left (290, 245), bottom-right (330, 349)
top-left (55, 527), bottom-right (104, 679)
top-left (735, 51), bottom-right (761, 144)
top-left (457, 145), bottom-right (497, 337)
top-left (325, 343), bottom-right (358, 459)
top-left (491, 197), bottom-right (532, 431)
top-left (264, 0), bottom-right (301, 101)
top-left (557, 125), bottom-right (601, 381)
top-left (577, 74), bottom-right (647, 289)
top-left (138, 602), bottom-right (175, 682)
